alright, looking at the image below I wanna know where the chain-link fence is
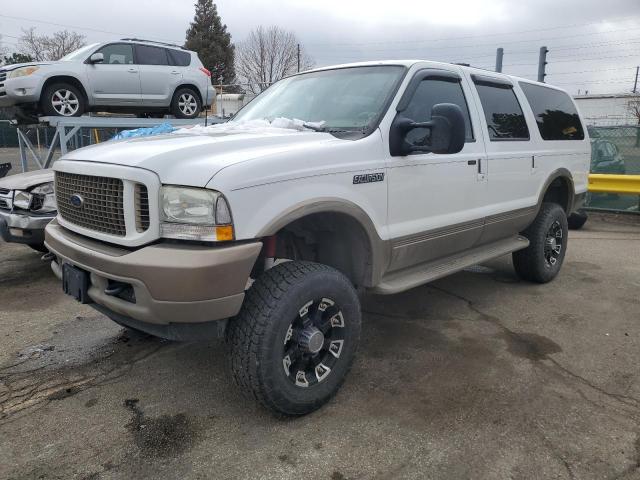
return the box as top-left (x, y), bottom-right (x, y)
top-left (586, 125), bottom-right (640, 213)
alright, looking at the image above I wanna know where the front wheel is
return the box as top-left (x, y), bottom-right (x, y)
top-left (226, 261), bottom-right (361, 416)
top-left (41, 83), bottom-right (86, 117)
top-left (513, 202), bottom-right (569, 283)
top-left (170, 88), bottom-right (202, 119)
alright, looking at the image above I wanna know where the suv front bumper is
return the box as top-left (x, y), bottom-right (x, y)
top-left (0, 209), bottom-right (55, 246)
top-left (44, 219), bottom-right (262, 339)
top-left (0, 75), bottom-right (43, 108)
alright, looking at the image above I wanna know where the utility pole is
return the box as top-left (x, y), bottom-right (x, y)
top-left (633, 66), bottom-right (639, 93)
top-left (495, 48), bottom-right (504, 73)
top-left (537, 46), bottom-right (548, 83)
top-left (297, 43), bottom-right (300, 73)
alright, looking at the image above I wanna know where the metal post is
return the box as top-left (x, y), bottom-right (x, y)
top-left (537, 46), bottom-right (548, 83)
top-left (495, 48), bottom-right (504, 73)
top-left (297, 44), bottom-right (300, 73)
top-left (633, 66), bottom-right (639, 93)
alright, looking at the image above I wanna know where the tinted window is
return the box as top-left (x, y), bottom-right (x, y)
top-left (135, 45), bottom-right (168, 65)
top-left (474, 83), bottom-right (529, 141)
top-left (95, 44), bottom-right (133, 65)
top-left (403, 78), bottom-right (474, 145)
top-left (519, 82), bottom-right (584, 140)
top-left (167, 49), bottom-right (191, 67)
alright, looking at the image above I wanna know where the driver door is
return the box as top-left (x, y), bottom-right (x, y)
top-left (86, 43), bottom-right (142, 105)
top-left (385, 68), bottom-right (488, 272)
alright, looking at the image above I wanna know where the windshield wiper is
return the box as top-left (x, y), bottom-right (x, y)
top-left (302, 122), bottom-right (327, 132)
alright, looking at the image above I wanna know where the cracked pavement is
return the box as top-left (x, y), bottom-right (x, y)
top-left (1, 212), bottom-right (639, 479)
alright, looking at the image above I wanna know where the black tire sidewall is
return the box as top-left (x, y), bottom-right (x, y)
top-left (42, 83), bottom-right (85, 117)
top-left (171, 88), bottom-right (201, 119)
top-left (525, 203), bottom-right (569, 282)
top-left (243, 263), bottom-right (361, 415)
top-left (568, 211), bottom-right (588, 230)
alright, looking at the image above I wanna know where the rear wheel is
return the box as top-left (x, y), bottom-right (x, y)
top-left (513, 202), bottom-right (569, 283)
top-left (170, 88), bottom-right (202, 119)
top-left (226, 261), bottom-right (361, 416)
top-left (41, 83), bottom-right (86, 117)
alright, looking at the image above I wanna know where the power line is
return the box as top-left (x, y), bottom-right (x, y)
top-left (0, 13), bottom-right (183, 45)
top-left (306, 16), bottom-right (640, 46)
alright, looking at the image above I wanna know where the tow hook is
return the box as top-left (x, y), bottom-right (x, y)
top-left (41, 252), bottom-right (55, 262)
top-left (104, 282), bottom-right (128, 296)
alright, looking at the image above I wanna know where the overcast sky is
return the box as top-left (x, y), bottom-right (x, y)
top-left (1, 0), bottom-right (639, 94)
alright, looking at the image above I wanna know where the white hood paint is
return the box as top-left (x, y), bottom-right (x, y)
top-left (61, 129), bottom-right (338, 187)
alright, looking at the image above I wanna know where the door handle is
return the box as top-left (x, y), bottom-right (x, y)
top-left (128, 68), bottom-right (138, 73)
top-left (467, 159), bottom-right (477, 165)
top-left (170, 71), bottom-right (180, 75)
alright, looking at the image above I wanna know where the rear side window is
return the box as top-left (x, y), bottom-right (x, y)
top-left (95, 44), bottom-right (133, 64)
top-left (403, 78), bottom-right (474, 142)
top-left (167, 49), bottom-right (191, 67)
top-left (135, 45), bottom-right (169, 65)
top-left (474, 81), bottom-right (529, 141)
top-left (519, 83), bottom-right (584, 140)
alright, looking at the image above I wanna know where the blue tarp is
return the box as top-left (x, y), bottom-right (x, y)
top-left (111, 122), bottom-right (175, 140)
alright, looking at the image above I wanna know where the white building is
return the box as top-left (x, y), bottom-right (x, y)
top-left (214, 93), bottom-right (256, 118)
top-left (573, 93), bottom-right (639, 126)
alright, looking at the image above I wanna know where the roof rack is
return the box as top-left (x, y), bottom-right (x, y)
top-left (120, 38), bottom-right (186, 50)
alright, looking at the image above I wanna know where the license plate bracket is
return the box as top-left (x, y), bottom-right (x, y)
top-left (62, 264), bottom-right (92, 304)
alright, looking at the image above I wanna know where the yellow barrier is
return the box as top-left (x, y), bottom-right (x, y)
top-left (588, 174), bottom-right (640, 195)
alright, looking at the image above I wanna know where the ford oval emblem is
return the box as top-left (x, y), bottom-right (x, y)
top-left (70, 194), bottom-right (84, 208)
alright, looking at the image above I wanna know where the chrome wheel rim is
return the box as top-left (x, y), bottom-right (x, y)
top-left (282, 297), bottom-right (346, 388)
top-left (178, 93), bottom-right (197, 116)
top-left (51, 89), bottom-right (79, 116)
top-left (544, 220), bottom-right (563, 266)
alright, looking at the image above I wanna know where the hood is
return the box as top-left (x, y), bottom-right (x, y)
top-left (60, 130), bottom-right (339, 187)
top-left (0, 62), bottom-right (53, 72)
top-left (0, 169), bottom-right (54, 190)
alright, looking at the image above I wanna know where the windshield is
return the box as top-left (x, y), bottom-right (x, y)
top-left (234, 65), bottom-right (406, 132)
top-left (60, 43), bottom-right (100, 62)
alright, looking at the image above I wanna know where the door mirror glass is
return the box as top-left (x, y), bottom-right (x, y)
top-left (390, 103), bottom-right (466, 156)
top-left (89, 52), bottom-right (104, 64)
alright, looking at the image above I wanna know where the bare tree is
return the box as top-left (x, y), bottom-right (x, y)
top-left (627, 96), bottom-right (640, 146)
top-left (235, 26), bottom-right (314, 94)
top-left (20, 27), bottom-right (86, 61)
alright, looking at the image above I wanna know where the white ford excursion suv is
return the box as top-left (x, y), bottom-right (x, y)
top-left (45, 61), bottom-right (589, 415)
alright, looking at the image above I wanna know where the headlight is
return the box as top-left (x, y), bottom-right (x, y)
top-left (8, 66), bottom-right (40, 79)
top-left (160, 186), bottom-right (234, 241)
top-left (13, 190), bottom-right (32, 210)
top-left (31, 182), bottom-right (57, 213)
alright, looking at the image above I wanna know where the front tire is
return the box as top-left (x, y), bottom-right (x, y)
top-left (41, 83), bottom-right (86, 117)
top-left (170, 88), bottom-right (202, 119)
top-left (513, 202), bottom-right (569, 283)
top-left (226, 261), bottom-right (361, 416)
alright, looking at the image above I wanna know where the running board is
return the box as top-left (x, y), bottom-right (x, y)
top-left (372, 235), bottom-right (529, 295)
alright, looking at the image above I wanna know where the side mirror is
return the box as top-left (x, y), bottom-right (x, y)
top-left (89, 53), bottom-right (104, 64)
top-left (389, 103), bottom-right (466, 156)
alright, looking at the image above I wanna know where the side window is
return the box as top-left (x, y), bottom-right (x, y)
top-left (403, 78), bottom-right (474, 146)
top-left (95, 44), bottom-right (133, 65)
top-left (474, 81), bottom-right (529, 141)
top-left (135, 45), bottom-right (169, 66)
top-left (519, 82), bottom-right (585, 140)
top-left (167, 49), bottom-right (191, 67)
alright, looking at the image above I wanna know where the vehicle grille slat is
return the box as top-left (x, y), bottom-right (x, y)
top-left (134, 184), bottom-right (150, 232)
top-left (55, 172), bottom-right (126, 236)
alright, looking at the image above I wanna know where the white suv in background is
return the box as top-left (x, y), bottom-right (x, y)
top-left (0, 39), bottom-right (215, 121)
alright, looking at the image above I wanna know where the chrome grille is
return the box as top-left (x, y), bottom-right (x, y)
top-left (55, 172), bottom-right (126, 236)
top-left (135, 184), bottom-right (150, 232)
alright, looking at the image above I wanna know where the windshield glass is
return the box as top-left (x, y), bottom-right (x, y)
top-left (60, 43), bottom-right (100, 62)
top-left (234, 65), bottom-right (406, 131)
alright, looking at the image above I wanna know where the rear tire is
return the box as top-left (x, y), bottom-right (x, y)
top-left (41, 83), bottom-right (86, 117)
top-left (513, 202), bottom-right (568, 283)
top-left (568, 210), bottom-right (588, 230)
top-left (226, 261), bottom-right (361, 416)
top-left (170, 88), bottom-right (202, 119)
